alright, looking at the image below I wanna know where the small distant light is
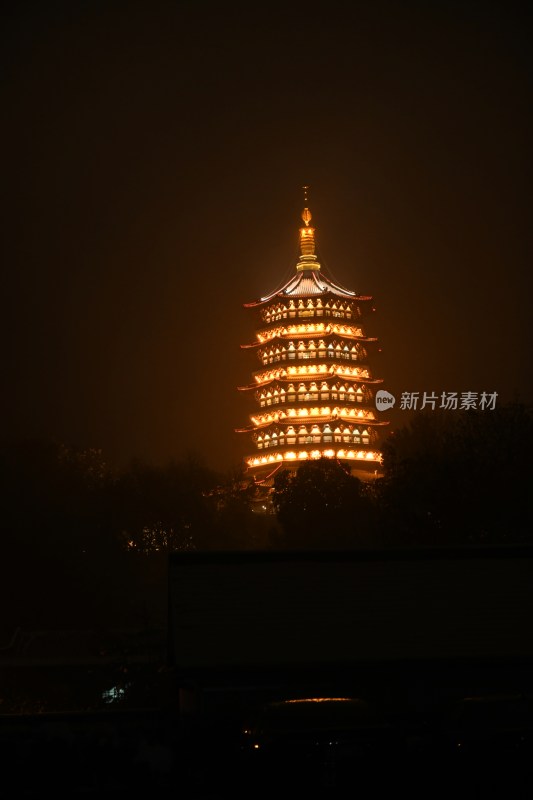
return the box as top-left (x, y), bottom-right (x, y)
top-left (102, 683), bottom-right (131, 703)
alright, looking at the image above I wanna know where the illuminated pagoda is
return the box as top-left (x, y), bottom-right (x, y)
top-left (237, 190), bottom-right (388, 485)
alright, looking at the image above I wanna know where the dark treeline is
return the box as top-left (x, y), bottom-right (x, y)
top-left (275, 401), bottom-right (533, 549)
top-left (1, 402), bottom-right (532, 634)
top-left (0, 443), bottom-right (265, 633)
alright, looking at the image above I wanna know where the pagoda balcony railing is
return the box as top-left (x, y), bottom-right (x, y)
top-left (263, 309), bottom-right (357, 323)
top-left (256, 325), bottom-right (365, 341)
top-left (259, 391), bottom-right (367, 406)
top-left (260, 350), bottom-right (363, 365)
top-left (257, 433), bottom-right (372, 449)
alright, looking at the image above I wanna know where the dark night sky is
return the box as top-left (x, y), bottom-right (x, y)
top-left (1, 1), bottom-right (531, 474)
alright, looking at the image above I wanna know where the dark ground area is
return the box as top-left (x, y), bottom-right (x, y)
top-left (2, 659), bottom-right (533, 797)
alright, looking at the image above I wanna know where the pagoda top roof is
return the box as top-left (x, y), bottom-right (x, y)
top-left (244, 269), bottom-right (371, 308)
top-left (244, 194), bottom-right (371, 308)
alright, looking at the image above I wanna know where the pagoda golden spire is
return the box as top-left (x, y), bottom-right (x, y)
top-left (302, 184), bottom-right (312, 226)
top-left (297, 185), bottom-right (319, 270)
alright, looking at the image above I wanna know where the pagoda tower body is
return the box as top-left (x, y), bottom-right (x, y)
top-left (237, 198), bottom-right (388, 483)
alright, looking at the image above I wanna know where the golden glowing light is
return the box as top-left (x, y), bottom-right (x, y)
top-left (282, 698), bottom-right (353, 704)
top-left (239, 201), bottom-right (388, 475)
top-left (246, 449), bottom-right (382, 467)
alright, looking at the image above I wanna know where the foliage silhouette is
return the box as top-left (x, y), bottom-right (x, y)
top-left (272, 458), bottom-right (373, 548)
top-left (377, 402), bottom-right (533, 545)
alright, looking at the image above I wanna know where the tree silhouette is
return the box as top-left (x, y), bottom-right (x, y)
top-left (272, 458), bottom-right (373, 549)
top-left (377, 402), bottom-right (533, 545)
top-left (108, 454), bottom-right (219, 555)
top-left (0, 437), bottom-right (124, 628)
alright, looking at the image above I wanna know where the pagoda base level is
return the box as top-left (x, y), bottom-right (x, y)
top-left (246, 457), bottom-right (383, 486)
top-left (246, 448), bottom-right (381, 474)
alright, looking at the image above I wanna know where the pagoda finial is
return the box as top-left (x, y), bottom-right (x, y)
top-left (297, 185), bottom-right (319, 270)
top-left (301, 185), bottom-right (312, 226)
